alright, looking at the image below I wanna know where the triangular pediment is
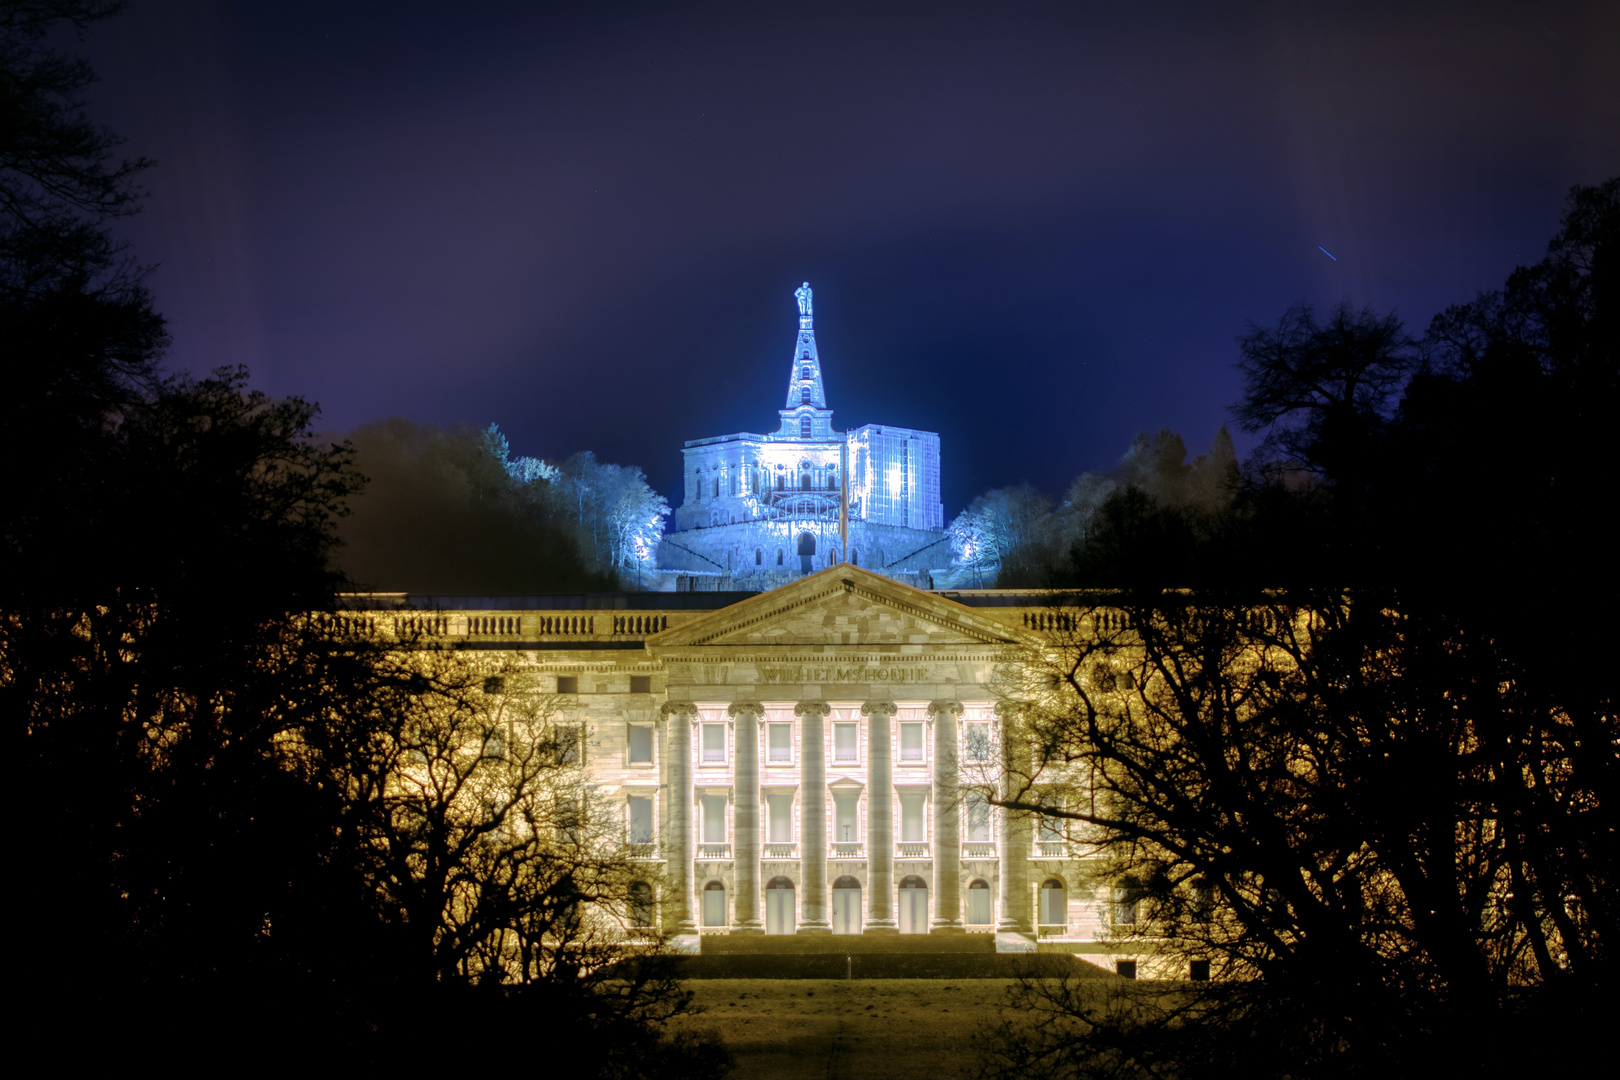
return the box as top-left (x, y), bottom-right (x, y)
top-left (646, 564), bottom-right (1030, 649)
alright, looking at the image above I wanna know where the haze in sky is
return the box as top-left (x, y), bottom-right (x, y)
top-left (86, 0), bottom-right (1620, 512)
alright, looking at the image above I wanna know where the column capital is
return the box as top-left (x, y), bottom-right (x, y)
top-left (860, 701), bottom-right (898, 718)
top-left (926, 700), bottom-right (963, 719)
top-left (660, 702), bottom-right (699, 722)
top-left (727, 702), bottom-right (765, 719)
top-left (993, 700), bottom-right (1028, 721)
top-left (794, 701), bottom-right (832, 718)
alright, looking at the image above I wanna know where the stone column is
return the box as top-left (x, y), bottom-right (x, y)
top-left (660, 703), bottom-right (698, 933)
top-left (996, 702), bottom-right (1034, 935)
top-left (861, 701), bottom-right (898, 933)
top-left (795, 701), bottom-right (831, 933)
top-left (728, 702), bottom-right (764, 934)
top-left (929, 700), bottom-right (964, 933)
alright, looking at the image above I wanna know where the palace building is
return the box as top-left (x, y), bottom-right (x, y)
top-left (658, 284), bottom-right (949, 590)
top-left (345, 564), bottom-right (1135, 971)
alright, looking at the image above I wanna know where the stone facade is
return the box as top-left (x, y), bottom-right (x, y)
top-left (661, 284), bottom-right (948, 588)
top-left (345, 564), bottom-right (1145, 970)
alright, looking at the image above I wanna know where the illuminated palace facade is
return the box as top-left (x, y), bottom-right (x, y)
top-left (349, 566), bottom-right (1147, 973)
top-left (659, 284), bottom-right (948, 589)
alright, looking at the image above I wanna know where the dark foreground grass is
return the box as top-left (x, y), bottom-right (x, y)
top-left (668, 972), bottom-right (1112, 1080)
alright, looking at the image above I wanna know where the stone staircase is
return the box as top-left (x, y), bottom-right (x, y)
top-left (671, 932), bottom-right (1097, 979)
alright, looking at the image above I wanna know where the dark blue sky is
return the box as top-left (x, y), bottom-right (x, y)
top-left (87, 1), bottom-right (1619, 514)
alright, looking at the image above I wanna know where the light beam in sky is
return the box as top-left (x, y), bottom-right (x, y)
top-left (1319, 246), bottom-right (1339, 261)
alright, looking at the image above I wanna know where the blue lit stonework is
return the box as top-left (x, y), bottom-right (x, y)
top-left (659, 283), bottom-right (946, 589)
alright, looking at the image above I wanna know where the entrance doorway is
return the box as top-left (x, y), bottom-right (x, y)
top-left (766, 876), bottom-right (796, 935)
top-left (702, 881), bottom-right (726, 927)
top-left (832, 876), bottom-right (862, 934)
top-left (899, 875), bottom-right (929, 934)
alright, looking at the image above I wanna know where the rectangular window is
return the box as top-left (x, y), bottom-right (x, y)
top-left (900, 792), bottom-right (926, 843)
top-left (965, 793), bottom-right (991, 842)
top-left (627, 796), bottom-right (653, 844)
top-left (767, 722), bottom-right (793, 763)
top-left (628, 724), bottom-right (653, 765)
top-left (483, 676), bottom-right (505, 695)
top-left (701, 723), bottom-right (726, 764)
top-left (1116, 960), bottom-right (1137, 980)
top-left (833, 793), bottom-right (860, 845)
top-left (833, 722), bottom-right (858, 763)
top-left (899, 722), bottom-right (925, 763)
top-left (556, 675), bottom-right (578, 694)
top-left (767, 794), bottom-right (794, 844)
top-left (630, 675), bottom-right (651, 694)
top-left (1189, 959), bottom-right (1210, 982)
top-left (701, 794), bottom-right (727, 843)
top-left (963, 722), bottom-right (991, 763)
top-left (553, 725), bottom-right (582, 767)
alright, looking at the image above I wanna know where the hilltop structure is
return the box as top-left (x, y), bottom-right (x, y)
top-left (659, 284), bottom-right (949, 589)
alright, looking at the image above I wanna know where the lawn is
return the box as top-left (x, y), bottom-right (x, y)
top-left (670, 978), bottom-right (1029, 1080)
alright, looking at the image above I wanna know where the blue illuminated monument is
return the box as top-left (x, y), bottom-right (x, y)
top-left (660, 283), bottom-right (946, 588)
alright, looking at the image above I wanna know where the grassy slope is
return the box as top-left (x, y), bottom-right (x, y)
top-left (670, 978), bottom-right (1031, 1080)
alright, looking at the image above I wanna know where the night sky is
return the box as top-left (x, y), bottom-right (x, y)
top-left (86, 1), bottom-right (1619, 515)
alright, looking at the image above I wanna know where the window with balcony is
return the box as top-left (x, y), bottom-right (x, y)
top-left (701, 723), bottom-right (727, 764)
top-left (767, 794), bottom-right (794, 845)
top-left (767, 722), bottom-right (793, 764)
top-left (965, 793), bottom-right (991, 842)
top-left (627, 724), bottom-right (653, 765)
top-left (627, 795), bottom-right (654, 845)
top-left (899, 722), bottom-right (925, 763)
top-left (833, 792), bottom-right (860, 848)
top-left (900, 792), bottom-right (927, 843)
top-left (701, 794), bottom-right (728, 844)
top-left (832, 722), bottom-right (858, 763)
top-left (963, 722), bottom-right (991, 763)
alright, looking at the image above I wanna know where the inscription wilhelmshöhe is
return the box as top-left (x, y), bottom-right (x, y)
top-left (759, 666), bottom-right (930, 683)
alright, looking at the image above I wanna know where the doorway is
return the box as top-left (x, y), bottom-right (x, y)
top-left (766, 876), bottom-right (796, 935)
top-left (899, 875), bottom-right (929, 934)
top-left (832, 876), bottom-right (862, 935)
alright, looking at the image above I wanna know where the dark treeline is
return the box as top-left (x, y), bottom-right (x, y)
top-left (979, 178), bottom-right (1617, 1079)
top-left (336, 419), bottom-right (669, 593)
top-left (2, 5), bottom-right (718, 1073)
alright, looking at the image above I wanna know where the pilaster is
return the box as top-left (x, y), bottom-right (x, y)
top-left (660, 703), bottom-right (698, 933)
top-left (861, 701), bottom-right (899, 933)
top-left (929, 700), bottom-right (965, 933)
top-left (728, 702), bottom-right (765, 934)
top-left (995, 701), bottom-right (1034, 935)
top-left (795, 701), bottom-right (832, 933)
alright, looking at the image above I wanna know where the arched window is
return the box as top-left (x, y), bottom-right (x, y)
top-left (850, 549), bottom-right (858, 566)
top-left (832, 875), bottom-right (862, 935)
top-left (755, 548), bottom-right (763, 566)
top-left (776, 549), bottom-right (784, 566)
top-left (702, 881), bottom-right (726, 927)
top-left (802, 365), bottom-right (812, 379)
top-left (800, 466), bottom-right (812, 491)
top-left (766, 876), bottom-right (796, 935)
top-left (801, 386), bottom-right (811, 404)
top-left (629, 881), bottom-right (655, 928)
top-left (967, 879), bottom-right (992, 925)
top-left (1040, 878), bottom-right (1067, 929)
top-left (775, 470), bottom-right (785, 491)
top-left (899, 875), bottom-right (929, 934)
top-left (827, 470), bottom-right (838, 491)
top-left (800, 417), bottom-right (812, 438)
